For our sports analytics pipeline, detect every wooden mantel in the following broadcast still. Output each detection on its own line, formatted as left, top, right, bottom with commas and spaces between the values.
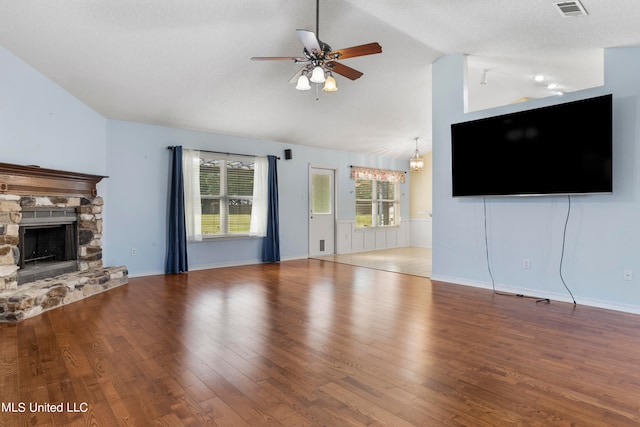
0, 163, 107, 197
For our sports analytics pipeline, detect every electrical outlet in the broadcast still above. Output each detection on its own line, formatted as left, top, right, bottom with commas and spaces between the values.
131, 248, 137, 256
523, 258, 531, 269
624, 269, 632, 281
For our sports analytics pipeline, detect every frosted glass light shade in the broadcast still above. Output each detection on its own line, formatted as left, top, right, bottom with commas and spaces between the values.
296, 74, 311, 90
310, 66, 326, 83
323, 75, 337, 92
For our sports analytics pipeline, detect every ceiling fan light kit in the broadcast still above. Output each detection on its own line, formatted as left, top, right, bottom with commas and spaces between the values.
296, 74, 311, 90
251, 0, 382, 95
310, 65, 326, 83
323, 74, 337, 92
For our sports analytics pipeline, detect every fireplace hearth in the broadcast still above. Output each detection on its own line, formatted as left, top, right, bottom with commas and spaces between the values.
0, 162, 128, 322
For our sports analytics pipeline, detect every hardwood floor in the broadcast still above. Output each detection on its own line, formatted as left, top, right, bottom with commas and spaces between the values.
2, 259, 640, 426
313, 247, 432, 277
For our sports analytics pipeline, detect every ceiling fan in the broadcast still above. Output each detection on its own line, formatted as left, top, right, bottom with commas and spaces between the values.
250, 0, 382, 92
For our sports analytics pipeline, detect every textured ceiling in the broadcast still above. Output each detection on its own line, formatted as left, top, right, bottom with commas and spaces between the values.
1, 0, 639, 158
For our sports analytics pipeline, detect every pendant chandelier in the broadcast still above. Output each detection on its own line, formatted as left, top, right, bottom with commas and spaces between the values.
409, 137, 424, 172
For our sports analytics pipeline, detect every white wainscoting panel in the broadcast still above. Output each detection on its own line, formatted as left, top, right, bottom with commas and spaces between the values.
407, 217, 432, 248
336, 221, 410, 254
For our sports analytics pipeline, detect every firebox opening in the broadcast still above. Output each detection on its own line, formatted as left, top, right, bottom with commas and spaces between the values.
17, 208, 80, 284
21, 224, 76, 266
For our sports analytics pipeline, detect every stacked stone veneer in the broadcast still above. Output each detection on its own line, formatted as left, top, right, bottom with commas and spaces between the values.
0, 194, 128, 322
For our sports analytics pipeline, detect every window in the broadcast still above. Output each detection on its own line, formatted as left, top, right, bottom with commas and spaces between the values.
355, 179, 400, 227
352, 166, 404, 228
184, 150, 268, 240
200, 156, 255, 235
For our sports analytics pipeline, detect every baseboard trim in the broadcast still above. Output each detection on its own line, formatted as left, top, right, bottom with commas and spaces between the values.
429, 274, 640, 315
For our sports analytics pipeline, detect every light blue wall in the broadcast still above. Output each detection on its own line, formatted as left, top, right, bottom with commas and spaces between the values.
431, 48, 640, 314
1, 46, 408, 278
0, 46, 107, 174
105, 120, 409, 276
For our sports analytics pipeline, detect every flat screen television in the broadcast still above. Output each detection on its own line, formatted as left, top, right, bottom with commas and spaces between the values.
451, 94, 613, 197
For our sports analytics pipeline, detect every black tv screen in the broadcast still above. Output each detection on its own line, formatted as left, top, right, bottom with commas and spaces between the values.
451, 94, 613, 197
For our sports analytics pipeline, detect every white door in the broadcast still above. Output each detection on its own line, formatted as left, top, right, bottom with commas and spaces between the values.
309, 166, 336, 257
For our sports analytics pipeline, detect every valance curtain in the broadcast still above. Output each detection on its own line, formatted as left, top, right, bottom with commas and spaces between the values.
166, 146, 189, 274
350, 166, 406, 183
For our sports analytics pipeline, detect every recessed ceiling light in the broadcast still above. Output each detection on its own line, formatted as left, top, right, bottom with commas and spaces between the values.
547, 83, 559, 90
534, 75, 545, 82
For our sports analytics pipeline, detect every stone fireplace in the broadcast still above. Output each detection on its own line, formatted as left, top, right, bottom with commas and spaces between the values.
0, 162, 128, 322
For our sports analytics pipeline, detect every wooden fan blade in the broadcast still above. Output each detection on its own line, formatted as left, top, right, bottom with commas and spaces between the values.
296, 29, 322, 54
251, 56, 305, 61
327, 62, 363, 81
328, 42, 382, 60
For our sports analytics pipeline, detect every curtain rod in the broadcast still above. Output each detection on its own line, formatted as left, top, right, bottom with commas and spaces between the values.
167, 146, 280, 160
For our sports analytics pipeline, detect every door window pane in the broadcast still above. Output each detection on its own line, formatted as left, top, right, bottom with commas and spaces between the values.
312, 174, 331, 214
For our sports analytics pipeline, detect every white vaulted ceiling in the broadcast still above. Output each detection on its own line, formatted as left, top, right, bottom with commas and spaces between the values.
1, 0, 639, 158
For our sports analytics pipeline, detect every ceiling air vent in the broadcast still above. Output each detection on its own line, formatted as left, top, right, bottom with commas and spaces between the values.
553, 1, 588, 17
